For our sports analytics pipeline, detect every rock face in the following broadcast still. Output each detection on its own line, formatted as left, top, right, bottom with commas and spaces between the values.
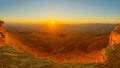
109, 23, 120, 45
0, 20, 7, 45
0, 20, 31, 53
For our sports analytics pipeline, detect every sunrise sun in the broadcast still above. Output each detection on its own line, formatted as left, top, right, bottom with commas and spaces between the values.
51, 20, 55, 24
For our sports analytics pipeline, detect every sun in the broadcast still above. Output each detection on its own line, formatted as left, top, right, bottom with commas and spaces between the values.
51, 20, 55, 24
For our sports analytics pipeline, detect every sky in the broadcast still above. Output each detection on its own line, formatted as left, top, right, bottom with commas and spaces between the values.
0, 0, 120, 24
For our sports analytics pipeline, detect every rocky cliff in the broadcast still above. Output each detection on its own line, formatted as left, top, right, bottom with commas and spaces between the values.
109, 23, 120, 45
0, 21, 32, 53
0, 21, 7, 45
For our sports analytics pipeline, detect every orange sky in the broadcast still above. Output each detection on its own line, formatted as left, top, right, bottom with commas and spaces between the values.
0, 0, 120, 24
4, 18, 120, 24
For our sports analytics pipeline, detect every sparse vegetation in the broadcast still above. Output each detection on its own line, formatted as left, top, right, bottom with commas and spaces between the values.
0, 43, 120, 68
114, 29, 120, 34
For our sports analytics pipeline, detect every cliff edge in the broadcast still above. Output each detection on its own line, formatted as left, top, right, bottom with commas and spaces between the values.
0, 20, 32, 53
109, 23, 120, 45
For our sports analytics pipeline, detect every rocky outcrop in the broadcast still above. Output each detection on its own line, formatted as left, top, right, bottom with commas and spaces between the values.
0, 20, 7, 45
0, 46, 54, 68
0, 20, 32, 53
109, 23, 120, 45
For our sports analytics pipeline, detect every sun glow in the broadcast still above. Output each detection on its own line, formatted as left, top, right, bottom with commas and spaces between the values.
47, 20, 58, 34
51, 20, 55, 24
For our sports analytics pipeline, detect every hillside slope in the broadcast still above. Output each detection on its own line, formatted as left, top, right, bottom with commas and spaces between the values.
0, 46, 55, 68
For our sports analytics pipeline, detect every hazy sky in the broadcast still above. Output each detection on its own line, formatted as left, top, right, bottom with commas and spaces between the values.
0, 0, 120, 24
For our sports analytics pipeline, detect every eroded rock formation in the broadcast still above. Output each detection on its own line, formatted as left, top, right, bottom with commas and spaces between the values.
0, 20, 7, 44
109, 23, 120, 45
0, 20, 32, 53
